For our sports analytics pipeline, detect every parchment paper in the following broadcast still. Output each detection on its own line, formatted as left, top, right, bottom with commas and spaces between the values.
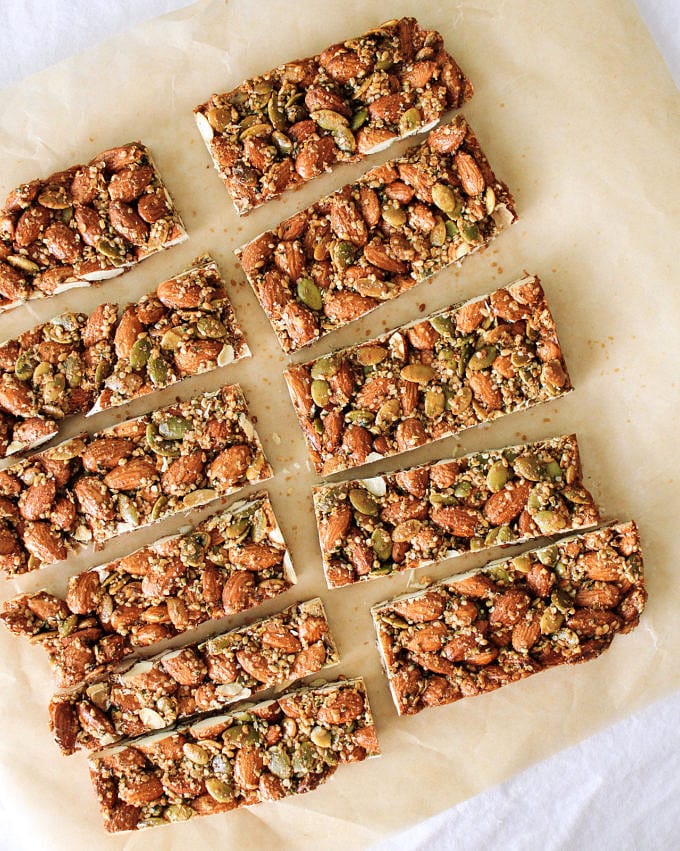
0, 1, 678, 848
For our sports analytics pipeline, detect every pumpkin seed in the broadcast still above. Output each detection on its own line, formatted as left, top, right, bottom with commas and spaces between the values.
297, 277, 322, 311
197, 317, 227, 339
272, 130, 293, 155
206, 777, 234, 802
97, 237, 126, 265
392, 519, 422, 542
511, 554, 532, 573
457, 338, 474, 377
424, 388, 445, 417
485, 186, 496, 215
459, 221, 480, 244
371, 527, 392, 561
382, 205, 407, 227
333, 125, 357, 153
311, 356, 338, 379
150, 495, 168, 520
513, 454, 545, 481
453, 480, 472, 498
267, 96, 287, 131
311, 109, 349, 131
562, 485, 590, 504
310, 726, 332, 748
146, 423, 180, 457
429, 492, 456, 505
376, 398, 401, 427
159, 415, 192, 439
331, 240, 356, 270
346, 409, 374, 426
357, 345, 388, 366
15, 351, 37, 382
182, 488, 217, 509
147, 355, 168, 386
430, 314, 455, 336
118, 494, 140, 526
42, 373, 65, 403
160, 329, 182, 350
467, 344, 497, 371
540, 607, 564, 634
375, 56, 394, 71
39, 187, 70, 209
282, 717, 297, 738
399, 107, 421, 135
180, 533, 209, 566
511, 351, 532, 367
400, 363, 434, 383
432, 183, 458, 213
448, 386, 473, 413
206, 106, 231, 132
253, 79, 274, 97
430, 219, 447, 246
239, 122, 272, 140
445, 220, 459, 239
7, 254, 40, 274
534, 510, 566, 534
64, 353, 83, 387
350, 107, 369, 130
545, 460, 563, 480
349, 488, 378, 516
58, 614, 78, 637
292, 742, 319, 773
165, 804, 193, 822
223, 518, 250, 539
486, 459, 509, 492
183, 742, 210, 765
311, 379, 330, 408
250, 509, 267, 542
129, 336, 152, 370
382, 613, 408, 629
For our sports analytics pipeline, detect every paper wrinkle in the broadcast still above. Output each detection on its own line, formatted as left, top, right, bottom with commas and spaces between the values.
0, 0, 678, 848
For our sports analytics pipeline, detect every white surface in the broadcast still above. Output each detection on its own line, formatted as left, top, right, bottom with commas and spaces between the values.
0, 1, 678, 849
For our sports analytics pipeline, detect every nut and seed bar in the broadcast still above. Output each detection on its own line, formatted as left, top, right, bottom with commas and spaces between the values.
237, 115, 516, 352
372, 522, 646, 715
314, 434, 600, 588
0, 385, 270, 578
286, 275, 570, 475
195, 17, 472, 215
0, 256, 248, 456
0, 143, 186, 313
88, 678, 379, 832
50, 598, 337, 755
0, 493, 294, 688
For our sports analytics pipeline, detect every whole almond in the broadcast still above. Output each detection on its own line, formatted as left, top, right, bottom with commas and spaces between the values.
208, 444, 251, 490
356, 127, 397, 155
161, 451, 205, 494
285, 368, 314, 417
323, 290, 378, 323
222, 570, 255, 614
74, 477, 115, 520
363, 241, 408, 274
82, 302, 117, 347
454, 151, 485, 196
319, 504, 352, 552
440, 631, 481, 662
574, 582, 622, 609
468, 372, 502, 410
81, 437, 134, 472
358, 186, 381, 227
114, 307, 143, 359
316, 688, 364, 725
402, 60, 437, 89
104, 458, 159, 490
235, 649, 272, 682
391, 591, 445, 623
234, 746, 264, 789
50, 699, 79, 754
483, 480, 531, 526
447, 574, 497, 599
119, 774, 164, 806
381, 495, 428, 525
295, 136, 337, 181
0, 261, 29, 301
228, 543, 282, 571
394, 468, 430, 498
489, 588, 531, 627
174, 340, 223, 374
108, 165, 153, 202
304, 87, 351, 116
93, 144, 144, 172
15, 206, 50, 246
43, 222, 81, 263
0, 377, 38, 417
403, 621, 449, 653
427, 121, 467, 154
567, 608, 622, 636
274, 240, 306, 281
109, 201, 148, 245
74, 206, 105, 247
67, 570, 101, 614
22, 521, 67, 563
19, 478, 56, 521
298, 615, 328, 645
511, 619, 541, 652
137, 190, 169, 223
368, 92, 413, 124
291, 641, 327, 677
330, 199, 368, 247
578, 552, 621, 582
239, 233, 274, 276
161, 648, 206, 686
77, 700, 115, 739
156, 277, 203, 309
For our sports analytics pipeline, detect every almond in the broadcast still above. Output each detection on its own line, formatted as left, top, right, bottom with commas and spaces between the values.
579, 551, 621, 582
208, 444, 250, 490
228, 543, 282, 571
81, 437, 134, 472
291, 641, 327, 677
74, 206, 104, 247
363, 241, 408, 274
454, 151, 485, 196
429, 461, 459, 490
323, 290, 378, 323
93, 144, 144, 172
234, 746, 264, 789
82, 302, 117, 347
428, 120, 467, 154
294, 136, 337, 181
355, 376, 391, 411
260, 621, 302, 653
222, 570, 255, 614
274, 240, 306, 281
161, 649, 206, 686
77, 700, 115, 739
22, 521, 66, 563
440, 631, 481, 662
43, 222, 81, 263
277, 210, 308, 241
398, 162, 435, 204
341, 424, 373, 464
391, 591, 445, 623
173, 340, 222, 373
368, 92, 413, 124
402, 60, 438, 89
285, 367, 314, 416
109, 201, 148, 245
490, 588, 531, 626
430, 505, 478, 537
330, 198, 368, 247
108, 165, 153, 202
282, 301, 318, 348
257, 269, 291, 320
67, 571, 101, 614
239, 232, 274, 276
468, 372, 502, 410
0, 377, 38, 417
50, 699, 79, 754
74, 477, 115, 520
206, 652, 237, 684
304, 86, 351, 116
50, 496, 77, 531
357, 186, 381, 227
447, 574, 497, 599
483, 480, 531, 526
526, 564, 554, 598
299, 615, 328, 645
395, 418, 427, 452
574, 582, 621, 609
321, 46, 371, 83
403, 621, 449, 653
567, 608, 622, 637
319, 504, 352, 552
157, 277, 203, 309
15, 205, 50, 246
316, 688, 364, 725
511, 619, 541, 652
235, 648, 272, 682
104, 458, 159, 490
410, 651, 457, 676
394, 467, 430, 498
119, 774, 164, 806
381, 495, 428, 525
114, 307, 143, 359
19, 478, 56, 521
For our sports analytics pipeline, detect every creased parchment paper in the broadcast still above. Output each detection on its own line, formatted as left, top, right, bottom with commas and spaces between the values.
0, 0, 678, 848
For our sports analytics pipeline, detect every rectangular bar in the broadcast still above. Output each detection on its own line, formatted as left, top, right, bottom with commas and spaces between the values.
286, 275, 569, 475
88, 677, 379, 832
372, 522, 646, 715
237, 115, 516, 352
0, 255, 248, 456
0, 493, 294, 688
50, 598, 337, 755
0, 385, 271, 578
195, 17, 472, 215
314, 434, 600, 588
0, 142, 186, 313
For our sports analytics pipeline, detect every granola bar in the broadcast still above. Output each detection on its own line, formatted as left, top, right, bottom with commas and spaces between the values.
0, 385, 270, 578
286, 275, 570, 475
49, 598, 336, 755
0, 256, 248, 456
88, 678, 379, 832
314, 435, 600, 588
195, 17, 472, 215
237, 115, 516, 352
0, 493, 294, 688
372, 522, 646, 715
0, 143, 186, 312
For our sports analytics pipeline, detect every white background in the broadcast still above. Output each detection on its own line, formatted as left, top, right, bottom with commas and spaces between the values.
0, 2, 678, 849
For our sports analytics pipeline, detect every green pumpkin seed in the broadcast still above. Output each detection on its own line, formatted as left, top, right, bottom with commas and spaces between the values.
311, 379, 330, 408
375, 398, 400, 428
400, 363, 434, 383
453, 480, 472, 498
540, 607, 564, 634
331, 240, 356, 270
15, 351, 37, 382
381, 613, 408, 629
350, 107, 368, 130
7, 254, 40, 274
160, 329, 182, 350
346, 409, 374, 426
456, 339, 474, 377
485, 186, 496, 215
392, 519, 422, 542
150, 495, 168, 520
165, 804, 193, 823
267, 745, 292, 778
333, 125, 357, 153
267, 96, 287, 131
486, 459, 509, 492
272, 130, 293, 155
430, 219, 447, 246
239, 122, 272, 140
310, 725, 332, 748
513, 454, 546, 482
118, 494, 140, 526
551, 589, 574, 614
32, 362, 52, 384
511, 351, 532, 367
371, 528, 392, 561
292, 741, 319, 773
357, 345, 388, 366
312, 109, 349, 131
58, 614, 78, 637
183, 742, 210, 764
158, 415, 192, 440
42, 374, 65, 403
250, 509, 267, 542
311, 356, 338, 379
223, 518, 250, 539
545, 460, 563, 480
38, 187, 70, 209
180, 534, 208, 567
467, 344, 497, 371
197, 317, 227, 339
147, 355, 168, 386
534, 510, 566, 534
562, 485, 590, 504
349, 488, 379, 516
64, 353, 83, 387
97, 237, 126, 265
445, 220, 459, 239
459, 221, 480, 244
182, 488, 217, 509
146, 423, 180, 457
448, 386, 473, 413
399, 107, 421, 135
382, 205, 407, 227
375, 56, 394, 71
429, 316, 454, 340
129, 336, 152, 370
206, 777, 234, 802
297, 277, 322, 311
424, 388, 445, 418
432, 183, 458, 214
511, 554, 532, 573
